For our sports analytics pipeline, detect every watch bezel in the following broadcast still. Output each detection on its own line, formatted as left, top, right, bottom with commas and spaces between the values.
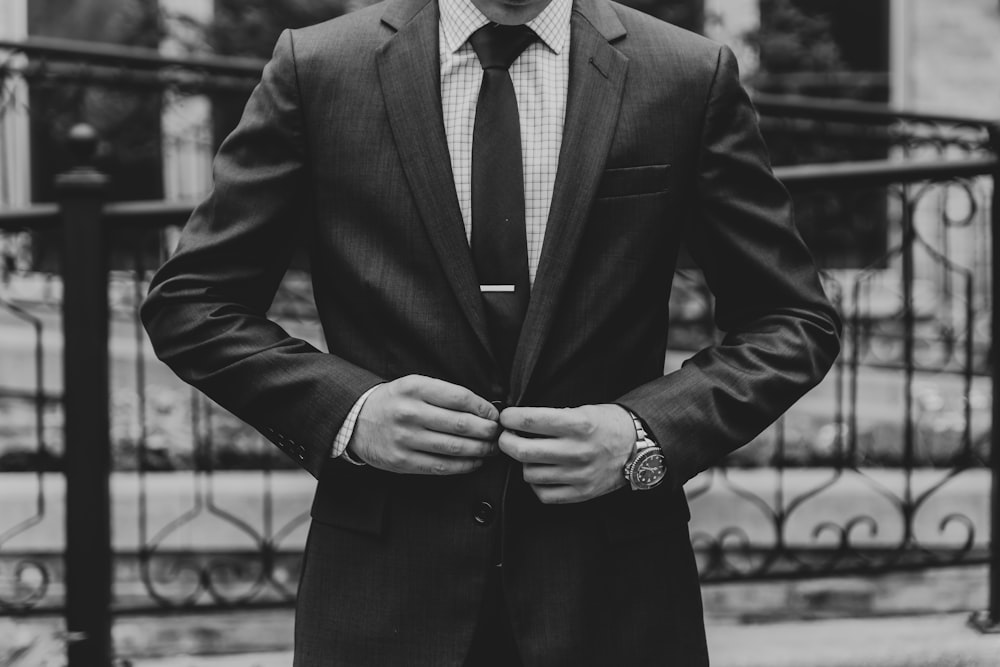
627, 445, 666, 491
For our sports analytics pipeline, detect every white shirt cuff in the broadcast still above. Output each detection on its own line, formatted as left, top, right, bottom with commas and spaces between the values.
331, 385, 380, 465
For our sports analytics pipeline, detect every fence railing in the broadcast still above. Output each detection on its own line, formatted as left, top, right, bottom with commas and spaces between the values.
0, 121, 997, 663
1, 35, 999, 665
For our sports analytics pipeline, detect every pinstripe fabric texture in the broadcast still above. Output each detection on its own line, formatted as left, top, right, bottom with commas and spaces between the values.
332, 0, 571, 459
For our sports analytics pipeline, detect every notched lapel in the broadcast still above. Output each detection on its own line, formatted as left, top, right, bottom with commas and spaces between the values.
376, 0, 494, 361
511, 3, 629, 401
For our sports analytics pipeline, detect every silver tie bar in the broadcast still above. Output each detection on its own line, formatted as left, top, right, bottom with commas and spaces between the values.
479, 284, 516, 293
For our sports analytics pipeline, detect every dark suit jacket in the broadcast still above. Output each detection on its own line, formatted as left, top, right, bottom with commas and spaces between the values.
141, 0, 841, 663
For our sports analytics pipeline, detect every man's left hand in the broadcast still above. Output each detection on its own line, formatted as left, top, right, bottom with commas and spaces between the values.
498, 404, 635, 504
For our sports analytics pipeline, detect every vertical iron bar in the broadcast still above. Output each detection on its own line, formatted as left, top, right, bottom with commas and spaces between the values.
848, 280, 861, 464
989, 124, 1000, 627
59, 124, 113, 666
972, 122, 1000, 633
900, 192, 916, 553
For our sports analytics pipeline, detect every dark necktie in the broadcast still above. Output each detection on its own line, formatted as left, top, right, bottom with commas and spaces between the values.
469, 23, 537, 374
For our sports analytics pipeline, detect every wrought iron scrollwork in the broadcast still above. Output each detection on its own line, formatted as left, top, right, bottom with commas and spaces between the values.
0, 52, 995, 617
685, 145, 992, 582
0, 299, 55, 612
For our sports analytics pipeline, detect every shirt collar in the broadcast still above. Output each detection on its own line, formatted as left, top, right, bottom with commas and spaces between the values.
439, 0, 572, 56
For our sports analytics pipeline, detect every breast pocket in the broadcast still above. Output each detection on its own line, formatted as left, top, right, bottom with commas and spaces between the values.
596, 164, 671, 199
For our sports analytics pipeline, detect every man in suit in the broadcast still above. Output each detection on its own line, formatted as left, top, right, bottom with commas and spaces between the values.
141, 0, 841, 662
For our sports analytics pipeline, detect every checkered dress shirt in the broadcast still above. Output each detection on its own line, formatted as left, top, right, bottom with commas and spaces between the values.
332, 0, 572, 460
440, 0, 571, 285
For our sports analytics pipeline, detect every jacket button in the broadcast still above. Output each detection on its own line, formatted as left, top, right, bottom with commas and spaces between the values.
473, 501, 495, 526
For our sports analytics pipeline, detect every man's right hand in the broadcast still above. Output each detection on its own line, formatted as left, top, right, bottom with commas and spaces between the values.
347, 375, 501, 475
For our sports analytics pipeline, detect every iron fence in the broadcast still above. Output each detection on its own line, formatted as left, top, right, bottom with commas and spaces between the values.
0, 35, 998, 665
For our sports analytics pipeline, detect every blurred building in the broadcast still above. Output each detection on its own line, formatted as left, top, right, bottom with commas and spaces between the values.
1, 0, 998, 230
0, 0, 31, 210
5, 0, 1000, 208
708, 0, 1000, 117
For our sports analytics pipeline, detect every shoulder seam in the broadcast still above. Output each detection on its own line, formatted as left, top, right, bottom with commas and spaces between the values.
695, 44, 726, 174
284, 29, 314, 195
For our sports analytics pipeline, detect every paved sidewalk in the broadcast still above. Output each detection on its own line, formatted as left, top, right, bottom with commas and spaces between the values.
129, 613, 1000, 667
705, 613, 1000, 667
131, 653, 290, 667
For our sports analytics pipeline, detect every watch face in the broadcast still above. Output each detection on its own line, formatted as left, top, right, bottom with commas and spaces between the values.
631, 449, 666, 490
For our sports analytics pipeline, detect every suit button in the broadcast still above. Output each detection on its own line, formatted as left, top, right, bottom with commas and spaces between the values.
473, 501, 495, 526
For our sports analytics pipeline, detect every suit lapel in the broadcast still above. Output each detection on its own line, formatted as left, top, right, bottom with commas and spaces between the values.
376, 0, 495, 361
511, 0, 628, 401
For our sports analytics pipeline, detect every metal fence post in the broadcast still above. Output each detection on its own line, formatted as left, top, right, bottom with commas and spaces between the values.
990, 122, 1000, 630
972, 121, 1000, 634
58, 124, 113, 666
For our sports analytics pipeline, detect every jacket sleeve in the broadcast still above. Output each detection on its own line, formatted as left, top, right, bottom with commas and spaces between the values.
616, 45, 841, 490
140, 30, 383, 478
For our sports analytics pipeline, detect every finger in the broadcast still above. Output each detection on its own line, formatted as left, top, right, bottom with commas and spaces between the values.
408, 431, 499, 459
399, 375, 499, 421
522, 463, 583, 486
500, 407, 590, 438
416, 404, 502, 441
530, 484, 584, 505
498, 431, 584, 465
399, 452, 487, 475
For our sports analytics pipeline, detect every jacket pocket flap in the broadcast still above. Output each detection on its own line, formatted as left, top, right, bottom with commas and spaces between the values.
596, 164, 671, 199
599, 484, 690, 543
310, 457, 388, 537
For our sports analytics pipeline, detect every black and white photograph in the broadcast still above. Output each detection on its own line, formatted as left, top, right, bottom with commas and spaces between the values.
1, 0, 999, 665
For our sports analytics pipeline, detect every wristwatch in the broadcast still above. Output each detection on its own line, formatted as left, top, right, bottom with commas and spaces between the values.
623, 411, 667, 491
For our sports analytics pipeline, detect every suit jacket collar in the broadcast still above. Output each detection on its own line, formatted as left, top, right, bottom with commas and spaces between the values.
510, 0, 628, 402
570, 0, 627, 41
381, 0, 626, 39
377, 0, 629, 398
377, 0, 498, 361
